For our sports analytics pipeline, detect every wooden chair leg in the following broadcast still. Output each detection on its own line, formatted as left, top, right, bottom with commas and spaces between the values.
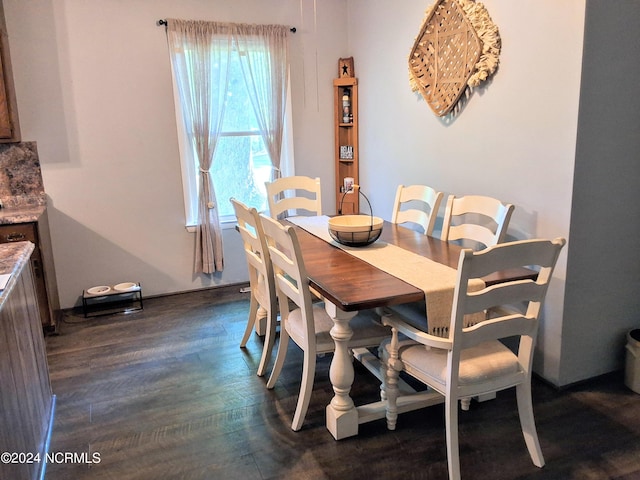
266, 329, 289, 389
445, 395, 461, 480
240, 294, 259, 348
383, 329, 402, 431
516, 381, 545, 467
256, 307, 278, 377
378, 343, 387, 401
291, 349, 317, 431
384, 365, 401, 431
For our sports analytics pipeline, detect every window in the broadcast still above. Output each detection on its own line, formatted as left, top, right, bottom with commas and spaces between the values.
170, 28, 293, 228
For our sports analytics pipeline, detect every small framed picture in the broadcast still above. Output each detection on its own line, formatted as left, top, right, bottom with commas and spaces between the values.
340, 145, 353, 159
343, 177, 354, 193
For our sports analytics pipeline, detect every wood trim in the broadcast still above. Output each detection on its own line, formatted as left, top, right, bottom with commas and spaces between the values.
0, 3, 20, 142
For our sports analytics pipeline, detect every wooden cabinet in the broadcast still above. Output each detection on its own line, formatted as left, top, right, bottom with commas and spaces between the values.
0, 211, 60, 330
0, 244, 55, 480
334, 76, 359, 214
0, 2, 20, 142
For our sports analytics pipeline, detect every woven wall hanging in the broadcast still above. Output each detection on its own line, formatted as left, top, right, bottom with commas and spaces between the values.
409, 0, 501, 117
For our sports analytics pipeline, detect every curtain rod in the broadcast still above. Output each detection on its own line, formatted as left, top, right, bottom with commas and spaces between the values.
156, 19, 296, 32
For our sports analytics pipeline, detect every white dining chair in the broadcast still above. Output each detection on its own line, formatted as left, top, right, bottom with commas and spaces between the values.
386, 193, 512, 360
391, 184, 444, 236
380, 237, 566, 480
265, 175, 322, 219
260, 213, 389, 431
441, 194, 514, 250
426, 194, 515, 409
231, 198, 278, 377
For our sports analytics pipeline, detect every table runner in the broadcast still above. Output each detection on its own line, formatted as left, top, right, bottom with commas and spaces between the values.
288, 216, 484, 335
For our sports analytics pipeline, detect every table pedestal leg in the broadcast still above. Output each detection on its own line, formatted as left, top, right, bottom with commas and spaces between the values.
254, 305, 267, 336
324, 301, 359, 440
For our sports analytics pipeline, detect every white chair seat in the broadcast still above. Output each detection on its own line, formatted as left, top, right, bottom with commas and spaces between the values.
382, 338, 519, 388
384, 301, 428, 331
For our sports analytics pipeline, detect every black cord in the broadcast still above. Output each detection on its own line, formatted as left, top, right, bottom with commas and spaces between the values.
337, 189, 349, 215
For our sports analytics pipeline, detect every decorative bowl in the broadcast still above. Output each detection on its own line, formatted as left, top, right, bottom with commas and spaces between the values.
113, 282, 138, 292
328, 215, 384, 247
87, 285, 111, 295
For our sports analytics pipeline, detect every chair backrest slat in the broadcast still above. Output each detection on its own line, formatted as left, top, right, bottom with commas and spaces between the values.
265, 176, 322, 219
442, 194, 514, 249
391, 184, 443, 236
459, 315, 538, 349
450, 238, 565, 354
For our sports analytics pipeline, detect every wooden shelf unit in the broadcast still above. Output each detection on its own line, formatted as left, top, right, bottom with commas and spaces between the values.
334, 77, 359, 214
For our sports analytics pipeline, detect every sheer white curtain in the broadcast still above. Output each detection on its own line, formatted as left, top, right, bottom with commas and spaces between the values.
234, 24, 289, 177
166, 19, 291, 273
167, 19, 231, 273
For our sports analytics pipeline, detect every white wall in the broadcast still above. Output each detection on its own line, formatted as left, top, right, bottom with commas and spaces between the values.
11, 0, 635, 387
562, 0, 640, 386
4, 0, 347, 308
346, 0, 585, 385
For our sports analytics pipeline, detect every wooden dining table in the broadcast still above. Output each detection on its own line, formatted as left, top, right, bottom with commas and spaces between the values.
284, 218, 535, 440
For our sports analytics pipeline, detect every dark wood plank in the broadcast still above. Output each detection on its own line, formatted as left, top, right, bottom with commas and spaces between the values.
43, 289, 640, 480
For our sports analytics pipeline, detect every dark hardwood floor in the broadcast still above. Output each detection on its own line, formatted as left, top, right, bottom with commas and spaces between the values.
44, 288, 640, 479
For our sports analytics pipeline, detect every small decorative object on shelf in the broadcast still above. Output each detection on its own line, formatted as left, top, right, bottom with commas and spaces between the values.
340, 145, 353, 160
339, 56, 355, 78
342, 89, 351, 123
343, 177, 354, 193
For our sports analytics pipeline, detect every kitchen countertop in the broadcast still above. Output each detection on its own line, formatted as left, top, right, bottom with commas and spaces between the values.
0, 241, 35, 311
0, 141, 48, 224
0, 204, 46, 224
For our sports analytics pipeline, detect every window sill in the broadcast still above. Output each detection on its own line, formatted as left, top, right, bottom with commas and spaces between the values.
185, 220, 237, 233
